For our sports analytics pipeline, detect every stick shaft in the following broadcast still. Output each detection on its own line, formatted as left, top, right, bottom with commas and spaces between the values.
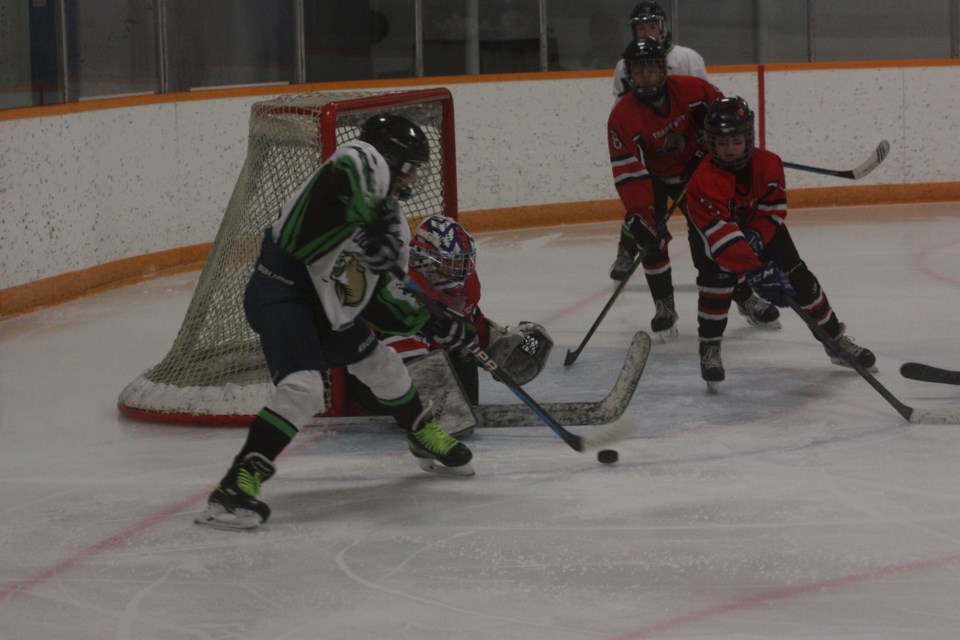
783, 294, 913, 421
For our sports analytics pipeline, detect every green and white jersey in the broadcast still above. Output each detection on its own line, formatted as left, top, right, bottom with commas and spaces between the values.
268, 140, 416, 329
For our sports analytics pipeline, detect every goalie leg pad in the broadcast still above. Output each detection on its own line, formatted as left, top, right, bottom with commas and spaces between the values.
485, 321, 554, 385
347, 341, 413, 401
267, 370, 327, 428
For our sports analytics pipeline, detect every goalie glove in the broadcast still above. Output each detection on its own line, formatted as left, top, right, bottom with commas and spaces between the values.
423, 311, 478, 356
485, 320, 554, 386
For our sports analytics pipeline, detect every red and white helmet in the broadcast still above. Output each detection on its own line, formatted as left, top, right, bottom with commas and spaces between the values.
410, 215, 477, 290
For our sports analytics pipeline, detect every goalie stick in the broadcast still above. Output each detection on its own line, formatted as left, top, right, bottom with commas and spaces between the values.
395, 268, 639, 452
783, 294, 959, 424
564, 189, 686, 366
479, 330, 650, 427
900, 362, 960, 386
783, 140, 890, 180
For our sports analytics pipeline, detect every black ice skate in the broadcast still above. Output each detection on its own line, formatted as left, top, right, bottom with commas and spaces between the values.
609, 244, 636, 281
737, 291, 782, 330
824, 323, 877, 372
407, 403, 475, 476
195, 452, 276, 531
699, 338, 725, 394
651, 295, 679, 342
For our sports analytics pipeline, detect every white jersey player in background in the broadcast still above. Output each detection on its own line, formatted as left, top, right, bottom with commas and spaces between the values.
612, 1, 708, 100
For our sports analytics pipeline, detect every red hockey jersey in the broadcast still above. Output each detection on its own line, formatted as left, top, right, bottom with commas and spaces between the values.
608, 76, 721, 228
381, 268, 490, 360
685, 147, 789, 274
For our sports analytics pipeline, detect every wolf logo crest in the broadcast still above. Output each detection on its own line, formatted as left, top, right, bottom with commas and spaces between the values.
331, 251, 370, 306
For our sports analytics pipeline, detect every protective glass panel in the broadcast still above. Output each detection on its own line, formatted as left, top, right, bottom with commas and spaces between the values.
164, 0, 297, 91
814, 0, 951, 61
65, 0, 159, 100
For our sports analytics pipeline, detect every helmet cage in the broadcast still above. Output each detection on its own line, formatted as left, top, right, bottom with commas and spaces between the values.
628, 1, 667, 42
410, 215, 477, 289
623, 37, 667, 100
705, 97, 755, 171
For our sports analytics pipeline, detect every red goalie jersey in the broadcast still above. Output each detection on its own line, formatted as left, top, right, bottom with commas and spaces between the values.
608, 75, 722, 229
685, 147, 789, 274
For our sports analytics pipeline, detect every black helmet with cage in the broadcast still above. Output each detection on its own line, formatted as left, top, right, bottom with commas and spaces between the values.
358, 113, 430, 200
704, 97, 755, 171
622, 37, 668, 100
628, 1, 667, 42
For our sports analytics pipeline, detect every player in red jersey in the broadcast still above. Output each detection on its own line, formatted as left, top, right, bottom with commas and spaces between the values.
684, 97, 876, 392
608, 37, 780, 342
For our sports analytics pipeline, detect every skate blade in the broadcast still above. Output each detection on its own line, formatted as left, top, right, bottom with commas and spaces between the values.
745, 318, 782, 330
194, 505, 264, 531
706, 380, 721, 394
417, 458, 476, 476
655, 326, 679, 343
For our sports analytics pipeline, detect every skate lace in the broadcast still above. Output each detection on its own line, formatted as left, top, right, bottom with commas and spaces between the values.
414, 420, 459, 455
654, 298, 676, 320
836, 335, 865, 357
742, 292, 769, 314
701, 344, 722, 367
236, 468, 263, 498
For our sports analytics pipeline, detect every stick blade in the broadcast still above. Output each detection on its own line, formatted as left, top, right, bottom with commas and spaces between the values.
851, 139, 890, 179
563, 349, 579, 366
578, 414, 640, 451
909, 407, 960, 425
900, 362, 960, 385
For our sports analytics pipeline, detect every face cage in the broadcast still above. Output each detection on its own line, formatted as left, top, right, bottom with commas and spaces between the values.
707, 131, 754, 171
393, 159, 432, 201
415, 250, 476, 286
626, 58, 667, 99
631, 16, 666, 42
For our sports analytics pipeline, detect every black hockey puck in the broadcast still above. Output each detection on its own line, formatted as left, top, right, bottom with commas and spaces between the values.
597, 449, 618, 464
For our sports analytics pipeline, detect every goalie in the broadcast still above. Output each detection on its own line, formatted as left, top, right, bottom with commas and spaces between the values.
347, 215, 553, 416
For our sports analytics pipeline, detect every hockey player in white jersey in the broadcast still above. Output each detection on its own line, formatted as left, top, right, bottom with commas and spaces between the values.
196, 114, 477, 531
611, 1, 709, 101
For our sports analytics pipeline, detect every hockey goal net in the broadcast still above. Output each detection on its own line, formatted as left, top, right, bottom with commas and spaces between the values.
118, 88, 458, 426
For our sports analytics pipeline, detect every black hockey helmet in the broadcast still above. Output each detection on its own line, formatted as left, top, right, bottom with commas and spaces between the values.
359, 113, 430, 199
622, 37, 667, 100
629, 1, 667, 40
704, 97, 755, 171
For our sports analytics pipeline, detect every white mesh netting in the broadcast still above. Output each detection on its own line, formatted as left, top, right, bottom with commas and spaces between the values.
118, 89, 456, 424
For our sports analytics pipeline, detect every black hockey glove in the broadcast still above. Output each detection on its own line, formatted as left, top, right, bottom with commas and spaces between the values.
358, 206, 404, 274
625, 215, 664, 254
745, 261, 795, 308
423, 311, 479, 356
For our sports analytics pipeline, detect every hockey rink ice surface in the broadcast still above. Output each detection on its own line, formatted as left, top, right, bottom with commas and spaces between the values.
2, 203, 960, 640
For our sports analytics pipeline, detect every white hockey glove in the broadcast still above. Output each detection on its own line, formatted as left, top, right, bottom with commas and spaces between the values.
485, 320, 554, 385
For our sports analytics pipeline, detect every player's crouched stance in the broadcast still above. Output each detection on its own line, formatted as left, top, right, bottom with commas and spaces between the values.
196, 114, 473, 531
685, 97, 876, 393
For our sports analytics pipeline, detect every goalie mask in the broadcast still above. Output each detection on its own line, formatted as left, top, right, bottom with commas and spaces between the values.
359, 113, 430, 200
486, 321, 554, 386
410, 215, 477, 291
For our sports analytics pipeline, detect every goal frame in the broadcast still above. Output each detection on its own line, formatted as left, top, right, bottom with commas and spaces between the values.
117, 88, 458, 426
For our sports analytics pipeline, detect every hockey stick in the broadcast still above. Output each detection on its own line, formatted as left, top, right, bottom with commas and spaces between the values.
900, 362, 960, 386
478, 330, 651, 427
783, 294, 958, 424
564, 189, 686, 366
395, 269, 639, 452
783, 140, 890, 180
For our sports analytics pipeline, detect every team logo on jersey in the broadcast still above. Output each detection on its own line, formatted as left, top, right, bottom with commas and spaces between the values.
659, 128, 686, 157
728, 198, 758, 224
331, 251, 369, 307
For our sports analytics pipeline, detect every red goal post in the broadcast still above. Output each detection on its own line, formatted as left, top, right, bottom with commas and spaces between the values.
118, 88, 458, 426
